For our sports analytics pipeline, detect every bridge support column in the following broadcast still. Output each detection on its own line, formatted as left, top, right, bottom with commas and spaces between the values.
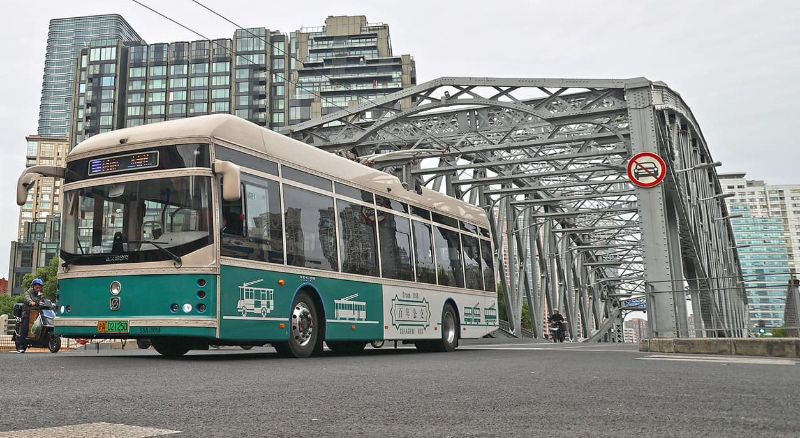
626, 81, 683, 338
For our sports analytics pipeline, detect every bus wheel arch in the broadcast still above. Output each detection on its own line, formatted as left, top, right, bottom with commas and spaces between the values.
440, 299, 460, 351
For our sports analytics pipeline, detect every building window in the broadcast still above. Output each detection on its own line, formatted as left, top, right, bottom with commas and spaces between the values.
169, 90, 187, 101
190, 76, 208, 88
212, 75, 230, 86
212, 89, 229, 100
212, 62, 230, 73
128, 67, 147, 78
169, 78, 187, 88
147, 105, 165, 116
149, 65, 167, 76
213, 101, 229, 113
148, 92, 166, 103
191, 63, 209, 75
169, 64, 188, 75
190, 90, 208, 101
150, 79, 167, 89
168, 103, 186, 114
189, 102, 207, 114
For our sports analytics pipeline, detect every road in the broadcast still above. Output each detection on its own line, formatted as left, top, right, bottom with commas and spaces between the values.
0, 340, 797, 437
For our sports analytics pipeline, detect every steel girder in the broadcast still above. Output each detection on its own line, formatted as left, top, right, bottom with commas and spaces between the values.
282, 76, 746, 340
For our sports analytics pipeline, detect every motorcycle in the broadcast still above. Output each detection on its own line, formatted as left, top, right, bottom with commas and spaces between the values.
12, 299, 62, 353
551, 320, 566, 343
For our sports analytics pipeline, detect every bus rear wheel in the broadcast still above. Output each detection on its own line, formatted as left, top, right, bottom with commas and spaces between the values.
418, 303, 459, 353
152, 339, 190, 358
286, 290, 323, 358
326, 341, 366, 355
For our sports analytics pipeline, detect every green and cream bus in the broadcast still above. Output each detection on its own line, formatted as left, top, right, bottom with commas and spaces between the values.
17, 114, 498, 358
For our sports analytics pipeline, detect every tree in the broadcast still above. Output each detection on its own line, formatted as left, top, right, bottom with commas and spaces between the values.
0, 295, 23, 317
21, 256, 59, 300
496, 283, 532, 329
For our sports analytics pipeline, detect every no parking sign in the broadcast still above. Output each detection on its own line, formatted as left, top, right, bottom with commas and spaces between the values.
627, 152, 666, 188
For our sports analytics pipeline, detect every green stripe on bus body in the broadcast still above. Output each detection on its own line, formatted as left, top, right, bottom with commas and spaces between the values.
58, 274, 217, 319
219, 265, 384, 342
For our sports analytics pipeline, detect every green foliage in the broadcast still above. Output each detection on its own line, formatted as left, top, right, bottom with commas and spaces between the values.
497, 283, 508, 322
496, 282, 532, 329
771, 327, 786, 337
21, 257, 60, 300
0, 295, 23, 317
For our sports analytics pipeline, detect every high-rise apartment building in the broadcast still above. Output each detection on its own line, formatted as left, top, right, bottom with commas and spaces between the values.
38, 14, 143, 138
289, 16, 416, 124
720, 173, 796, 328
18, 136, 68, 239
10, 15, 143, 295
69, 17, 415, 148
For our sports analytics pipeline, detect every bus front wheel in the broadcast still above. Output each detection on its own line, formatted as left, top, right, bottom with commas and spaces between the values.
152, 339, 190, 358
286, 290, 323, 358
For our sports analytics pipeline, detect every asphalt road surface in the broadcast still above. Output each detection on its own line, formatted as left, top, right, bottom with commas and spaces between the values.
1, 340, 797, 437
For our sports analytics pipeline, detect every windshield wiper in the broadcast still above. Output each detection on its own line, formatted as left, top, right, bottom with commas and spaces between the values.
127, 240, 183, 267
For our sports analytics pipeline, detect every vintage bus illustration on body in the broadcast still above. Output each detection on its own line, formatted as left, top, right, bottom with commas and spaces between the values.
464, 303, 483, 325
236, 279, 274, 318
334, 294, 367, 321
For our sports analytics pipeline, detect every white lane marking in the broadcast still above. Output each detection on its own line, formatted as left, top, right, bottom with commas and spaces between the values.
637, 354, 797, 366
460, 346, 639, 353
0, 422, 180, 437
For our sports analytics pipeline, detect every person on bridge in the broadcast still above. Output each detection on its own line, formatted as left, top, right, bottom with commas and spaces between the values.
15, 278, 44, 353
549, 309, 565, 326
548, 309, 566, 342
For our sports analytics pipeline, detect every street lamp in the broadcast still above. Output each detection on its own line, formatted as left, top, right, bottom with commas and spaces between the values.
675, 161, 722, 174
700, 192, 735, 202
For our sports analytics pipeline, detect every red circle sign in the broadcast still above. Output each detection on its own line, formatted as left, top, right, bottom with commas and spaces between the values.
627, 152, 666, 188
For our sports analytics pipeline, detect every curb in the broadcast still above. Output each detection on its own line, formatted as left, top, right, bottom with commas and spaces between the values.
639, 338, 800, 358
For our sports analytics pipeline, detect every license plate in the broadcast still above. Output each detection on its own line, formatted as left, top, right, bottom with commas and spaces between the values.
97, 321, 129, 334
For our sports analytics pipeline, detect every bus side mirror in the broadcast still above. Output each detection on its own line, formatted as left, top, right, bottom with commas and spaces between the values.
213, 160, 241, 201
17, 165, 66, 206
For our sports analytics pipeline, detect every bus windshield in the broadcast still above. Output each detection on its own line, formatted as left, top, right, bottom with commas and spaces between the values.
61, 175, 212, 265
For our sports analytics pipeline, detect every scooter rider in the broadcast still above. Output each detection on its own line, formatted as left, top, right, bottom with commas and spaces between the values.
16, 278, 44, 353
548, 308, 565, 340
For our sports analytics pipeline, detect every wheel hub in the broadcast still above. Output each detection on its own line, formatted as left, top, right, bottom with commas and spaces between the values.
292, 302, 314, 347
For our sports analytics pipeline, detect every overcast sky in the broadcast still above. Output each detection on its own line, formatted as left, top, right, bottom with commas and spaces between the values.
0, 0, 798, 274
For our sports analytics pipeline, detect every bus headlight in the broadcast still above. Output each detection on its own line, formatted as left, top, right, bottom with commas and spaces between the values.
60, 305, 65, 314
109, 281, 122, 295
182, 303, 192, 313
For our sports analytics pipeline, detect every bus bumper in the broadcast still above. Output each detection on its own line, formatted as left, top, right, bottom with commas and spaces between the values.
54, 317, 217, 338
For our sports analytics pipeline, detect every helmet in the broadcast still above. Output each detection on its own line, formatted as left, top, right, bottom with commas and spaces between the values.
31, 278, 44, 287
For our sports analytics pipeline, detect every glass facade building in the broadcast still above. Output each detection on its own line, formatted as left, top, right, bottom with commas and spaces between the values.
70, 16, 416, 147
728, 204, 790, 327
38, 14, 143, 138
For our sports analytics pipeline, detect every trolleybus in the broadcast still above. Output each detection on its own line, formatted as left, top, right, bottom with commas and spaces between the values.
17, 114, 498, 357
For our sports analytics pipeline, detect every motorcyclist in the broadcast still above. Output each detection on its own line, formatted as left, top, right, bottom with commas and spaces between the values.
548, 309, 565, 340
549, 309, 565, 325
15, 278, 44, 353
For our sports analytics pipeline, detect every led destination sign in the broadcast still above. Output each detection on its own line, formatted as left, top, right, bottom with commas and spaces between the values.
88, 151, 160, 176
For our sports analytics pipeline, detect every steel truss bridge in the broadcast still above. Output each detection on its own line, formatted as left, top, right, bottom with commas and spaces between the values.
283, 77, 748, 341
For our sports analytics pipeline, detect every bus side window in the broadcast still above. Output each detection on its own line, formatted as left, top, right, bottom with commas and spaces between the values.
221, 200, 244, 236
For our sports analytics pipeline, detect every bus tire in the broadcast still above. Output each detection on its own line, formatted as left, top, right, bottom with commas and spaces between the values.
272, 342, 292, 357
326, 341, 366, 355
433, 302, 459, 352
287, 290, 323, 358
152, 339, 190, 358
